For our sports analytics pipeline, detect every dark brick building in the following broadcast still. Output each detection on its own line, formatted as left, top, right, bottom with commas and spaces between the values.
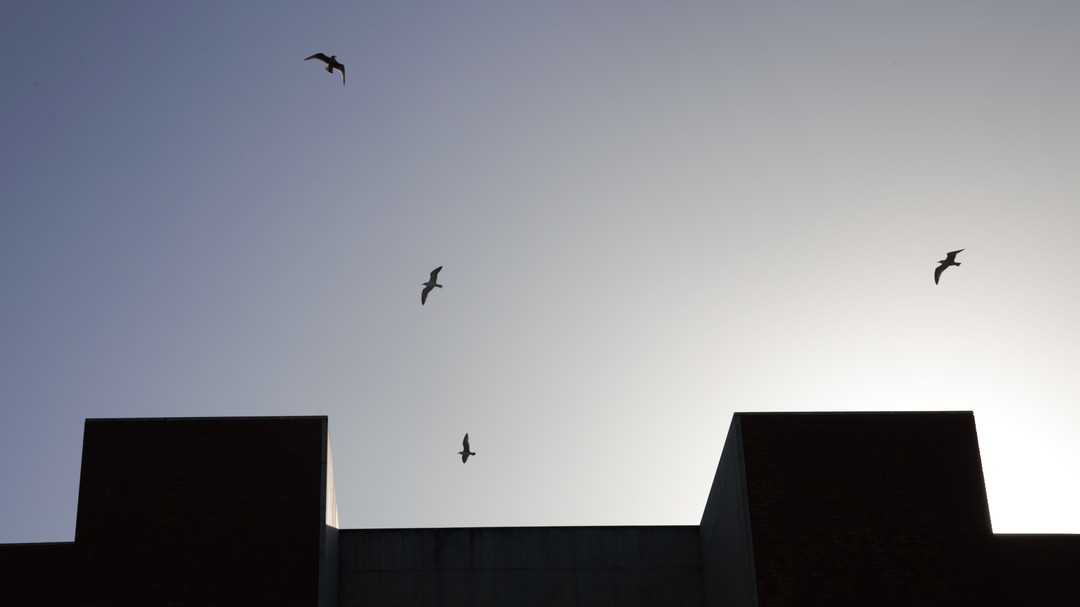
2, 412, 1077, 606
1, 416, 338, 605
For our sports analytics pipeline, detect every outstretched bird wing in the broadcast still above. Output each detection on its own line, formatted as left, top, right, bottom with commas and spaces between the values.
421, 285, 434, 305
430, 266, 443, 282
460, 433, 471, 463
305, 53, 332, 64
934, 263, 947, 285
944, 249, 964, 263
338, 64, 345, 85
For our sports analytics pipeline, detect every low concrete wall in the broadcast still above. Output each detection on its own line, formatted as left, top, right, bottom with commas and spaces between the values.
994, 534, 1080, 606
338, 526, 704, 606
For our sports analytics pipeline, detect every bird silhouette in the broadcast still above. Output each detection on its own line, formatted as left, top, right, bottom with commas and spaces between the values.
421, 266, 443, 305
935, 249, 964, 284
304, 53, 345, 85
458, 433, 476, 463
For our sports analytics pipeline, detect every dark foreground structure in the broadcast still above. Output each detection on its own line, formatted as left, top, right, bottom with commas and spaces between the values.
2, 412, 1078, 606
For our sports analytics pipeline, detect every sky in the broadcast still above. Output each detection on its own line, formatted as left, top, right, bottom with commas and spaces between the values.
2, 1, 1079, 543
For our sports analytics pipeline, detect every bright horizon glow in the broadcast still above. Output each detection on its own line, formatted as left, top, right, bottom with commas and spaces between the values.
2, 1, 1079, 542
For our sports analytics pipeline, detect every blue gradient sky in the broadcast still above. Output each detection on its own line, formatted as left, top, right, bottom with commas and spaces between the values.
3, 1, 1079, 542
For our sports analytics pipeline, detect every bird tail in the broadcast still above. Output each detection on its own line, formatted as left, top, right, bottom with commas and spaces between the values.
325, 65, 333, 73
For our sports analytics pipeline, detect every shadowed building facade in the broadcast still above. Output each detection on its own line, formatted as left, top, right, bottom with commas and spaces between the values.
0, 417, 338, 606
2, 412, 1078, 606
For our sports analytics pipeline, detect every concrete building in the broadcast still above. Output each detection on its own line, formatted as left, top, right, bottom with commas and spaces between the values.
2, 412, 1078, 606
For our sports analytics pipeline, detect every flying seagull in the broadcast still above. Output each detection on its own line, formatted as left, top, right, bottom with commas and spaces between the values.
458, 433, 476, 464
304, 53, 345, 85
934, 249, 964, 284
421, 266, 443, 305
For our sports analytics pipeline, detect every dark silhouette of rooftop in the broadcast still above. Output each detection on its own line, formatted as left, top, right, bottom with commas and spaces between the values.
2, 412, 1077, 606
